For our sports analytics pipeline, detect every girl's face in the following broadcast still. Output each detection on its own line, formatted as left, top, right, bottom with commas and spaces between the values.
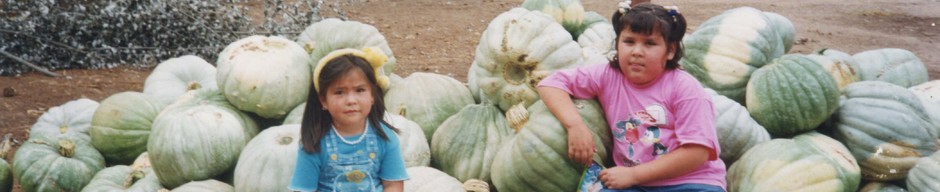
319, 68, 375, 131
616, 27, 675, 87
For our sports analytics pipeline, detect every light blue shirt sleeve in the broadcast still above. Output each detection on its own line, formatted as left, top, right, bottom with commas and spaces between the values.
289, 145, 321, 192
379, 126, 409, 181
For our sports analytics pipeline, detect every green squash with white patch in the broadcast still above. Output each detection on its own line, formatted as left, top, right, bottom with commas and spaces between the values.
681, 7, 795, 103
216, 35, 311, 119
746, 54, 840, 137
728, 132, 861, 192
805, 49, 860, 91
521, 0, 584, 39
233, 124, 299, 191
30, 98, 99, 143
831, 81, 940, 181
467, 8, 583, 111
14, 135, 106, 192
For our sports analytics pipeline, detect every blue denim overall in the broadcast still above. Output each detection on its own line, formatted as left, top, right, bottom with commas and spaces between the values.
322, 128, 382, 192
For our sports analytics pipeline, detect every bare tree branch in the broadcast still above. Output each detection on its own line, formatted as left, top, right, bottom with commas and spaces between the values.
0, 50, 63, 77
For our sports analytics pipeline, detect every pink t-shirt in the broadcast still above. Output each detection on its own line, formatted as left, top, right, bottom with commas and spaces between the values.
538, 64, 726, 190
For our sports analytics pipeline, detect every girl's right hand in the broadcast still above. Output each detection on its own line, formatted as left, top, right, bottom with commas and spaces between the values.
567, 125, 596, 166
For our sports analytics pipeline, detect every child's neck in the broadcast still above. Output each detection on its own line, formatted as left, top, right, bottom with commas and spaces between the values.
333, 121, 367, 137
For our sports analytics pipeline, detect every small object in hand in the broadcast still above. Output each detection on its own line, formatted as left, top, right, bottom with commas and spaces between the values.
3, 87, 14, 97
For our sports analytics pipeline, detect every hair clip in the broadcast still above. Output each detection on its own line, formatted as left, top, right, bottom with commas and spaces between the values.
664, 6, 679, 16
618, 0, 632, 14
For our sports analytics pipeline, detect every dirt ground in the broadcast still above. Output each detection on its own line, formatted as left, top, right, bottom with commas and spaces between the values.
1, 0, 938, 190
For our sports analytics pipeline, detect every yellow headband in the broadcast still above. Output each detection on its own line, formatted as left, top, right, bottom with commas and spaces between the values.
313, 47, 390, 92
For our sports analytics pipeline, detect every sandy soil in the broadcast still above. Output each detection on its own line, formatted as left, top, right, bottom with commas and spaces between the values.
1, 0, 938, 190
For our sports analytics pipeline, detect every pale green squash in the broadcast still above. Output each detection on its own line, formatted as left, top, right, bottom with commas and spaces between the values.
521, 0, 585, 39
170, 180, 233, 192
910, 80, 940, 106
281, 102, 306, 125
386, 113, 431, 167
14, 136, 105, 192
234, 124, 299, 192
0, 134, 13, 192
467, 8, 583, 111
832, 81, 940, 181
490, 99, 610, 192
216, 35, 311, 119
143, 55, 217, 105
746, 54, 840, 137
907, 150, 940, 192
431, 104, 514, 183
90, 91, 167, 165
706, 88, 770, 164
385, 72, 474, 143
852, 48, 928, 88
404, 167, 466, 192
681, 7, 794, 103
30, 98, 99, 143
296, 18, 397, 75
578, 11, 615, 66
81, 165, 162, 192
148, 89, 259, 188
727, 132, 861, 192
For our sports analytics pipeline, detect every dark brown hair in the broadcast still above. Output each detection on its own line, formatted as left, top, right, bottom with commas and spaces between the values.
300, 54, 395, 153
610, 3, 687, 70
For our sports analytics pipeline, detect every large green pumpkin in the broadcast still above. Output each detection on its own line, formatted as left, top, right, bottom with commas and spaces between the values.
680, 7, 794, 103
832, 81, 940, 181
467, 7, 583, 111
81, 165, 162, 192
851, 48, 928, 88
216, 35, 311, 119
403, 166, 466, 192
907, 150, 940, 192
14, 136, 105, 192
431, 103, 514, 183
30, 98, 99, 143
143, 55, 217, 105
233, 124, 299, 192
746, 54, 840, 137
727, 132, 861, 192
90, 91, 167, 165
707, 89, 770, 164
520, 0, 584, 39
296, 18, 397, 76
170, 180, 233, 192
490, 99, 610, 192
384, 72, 474, 143
148, 89, 259, 188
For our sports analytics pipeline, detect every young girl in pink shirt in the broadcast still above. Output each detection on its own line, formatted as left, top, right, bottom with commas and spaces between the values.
538, 2, 726, 191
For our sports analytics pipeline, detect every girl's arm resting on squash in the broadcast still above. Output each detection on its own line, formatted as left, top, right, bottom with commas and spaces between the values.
537, 86, 596, 166
600, 144, 711, 189
383, 180, 404, 192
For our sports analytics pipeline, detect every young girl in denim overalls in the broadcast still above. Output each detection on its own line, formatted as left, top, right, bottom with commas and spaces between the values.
289, 47, 408, 192
538, 1, 726, 192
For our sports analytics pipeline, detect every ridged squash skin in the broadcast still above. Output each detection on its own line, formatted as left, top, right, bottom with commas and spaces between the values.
746, 54, 840, 137
727, 132, 861, 192
431, 104, 514, 183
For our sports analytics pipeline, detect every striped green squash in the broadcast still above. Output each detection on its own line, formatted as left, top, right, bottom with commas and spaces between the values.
385, 72, 474, 143
90, 91, 166, 165
728, 132, 860, 192
908, 150, 940, 192
14, 136, 105, 192
707, 88, 770, 164
680, 7, 794, 103
521, 0, 585, 39
431, 103, 514, 183
746, 54, 840, 137
296, 18, 397, 76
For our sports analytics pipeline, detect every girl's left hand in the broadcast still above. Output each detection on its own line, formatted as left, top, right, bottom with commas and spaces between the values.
599, 166, 640, 189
